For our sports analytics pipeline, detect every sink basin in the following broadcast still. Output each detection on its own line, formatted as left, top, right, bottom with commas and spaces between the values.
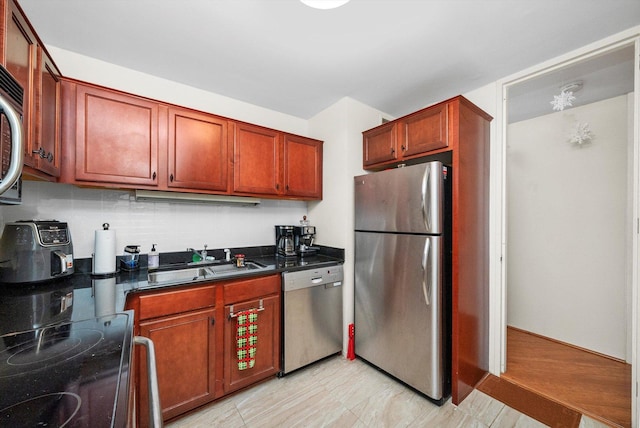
147, 261, 267, 285
148, 267, 213, 284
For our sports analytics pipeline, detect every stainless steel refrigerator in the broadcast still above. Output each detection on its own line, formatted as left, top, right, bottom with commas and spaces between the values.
354, 160, 451, 403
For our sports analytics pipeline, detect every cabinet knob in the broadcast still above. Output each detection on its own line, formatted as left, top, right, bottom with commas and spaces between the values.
401, 145, 406, 151
170, 174, 174, 182
276, 183, 279, 190
390, 148, 395, 154
46, 152, 54, 162
152, 171, 156, 180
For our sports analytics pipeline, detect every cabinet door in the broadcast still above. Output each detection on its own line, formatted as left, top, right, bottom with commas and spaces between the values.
283, 134, 322, 199
224, 294, 280, 394
400, 103, 448, 156
75, 84, 159, 186
232, 122, 281, 195
168, 107, 228, 191
363, 122, 397, 167
138, 308, 217, 424
3, 1, 36, 168
33, 49, 60, 176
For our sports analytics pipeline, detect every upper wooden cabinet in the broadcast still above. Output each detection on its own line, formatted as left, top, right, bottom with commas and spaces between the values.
232, 121, 281, 196
59, 79, 323, 200
231, 122, 323, 200
283, 133, 322, 199
168, 107, 228, 192
61, 81, 159, 186
33, 48, 61, 176
363, 121, 397, 167
0, 0, 61, 178
363, 100, 449, 169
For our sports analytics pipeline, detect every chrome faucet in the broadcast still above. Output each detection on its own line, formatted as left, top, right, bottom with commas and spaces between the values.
188, 245, 208, 262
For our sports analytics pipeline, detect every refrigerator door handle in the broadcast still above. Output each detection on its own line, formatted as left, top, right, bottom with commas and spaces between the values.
421, 238, 431, 306
420, 164, 431, 231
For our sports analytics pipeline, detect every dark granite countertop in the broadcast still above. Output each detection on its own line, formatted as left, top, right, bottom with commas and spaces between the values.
0, 244, 343, 427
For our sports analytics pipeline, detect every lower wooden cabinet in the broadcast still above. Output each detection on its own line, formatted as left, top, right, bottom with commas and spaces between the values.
126, 273, 282, 424
139, 307, 218, 422
223, 294, 280, 394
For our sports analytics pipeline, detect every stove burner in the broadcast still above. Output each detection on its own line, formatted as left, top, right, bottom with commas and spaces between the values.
0, 327, 104, 378
0, 392, 81, 427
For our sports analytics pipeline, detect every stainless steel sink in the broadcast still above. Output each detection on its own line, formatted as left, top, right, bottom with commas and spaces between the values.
147, 261, 267, 286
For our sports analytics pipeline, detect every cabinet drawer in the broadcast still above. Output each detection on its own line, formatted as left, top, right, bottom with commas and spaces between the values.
223, 274, 280, 304
138, 285, 216, 320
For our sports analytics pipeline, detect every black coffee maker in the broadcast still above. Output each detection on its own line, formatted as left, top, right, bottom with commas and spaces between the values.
275, 225, 296, 257
294, 225, 318, 257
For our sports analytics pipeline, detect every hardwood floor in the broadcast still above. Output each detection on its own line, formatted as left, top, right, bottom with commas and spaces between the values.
501, 326, 631, 428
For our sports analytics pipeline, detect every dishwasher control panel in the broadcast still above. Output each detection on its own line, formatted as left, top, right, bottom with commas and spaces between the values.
282, 264, 343, 292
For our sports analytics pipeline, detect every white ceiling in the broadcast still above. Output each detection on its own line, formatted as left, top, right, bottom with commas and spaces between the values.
18, 0, 640, 120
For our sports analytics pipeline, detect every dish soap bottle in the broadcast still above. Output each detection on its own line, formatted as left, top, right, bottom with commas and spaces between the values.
148, 244, 159, 269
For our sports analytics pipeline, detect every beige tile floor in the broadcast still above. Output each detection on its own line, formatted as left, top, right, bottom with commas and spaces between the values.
166, 356, 610, 428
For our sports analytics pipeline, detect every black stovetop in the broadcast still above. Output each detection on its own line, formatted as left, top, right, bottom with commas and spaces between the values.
0, 280, 133, 427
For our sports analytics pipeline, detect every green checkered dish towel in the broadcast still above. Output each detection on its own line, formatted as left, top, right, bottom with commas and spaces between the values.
236, 309, 258, 370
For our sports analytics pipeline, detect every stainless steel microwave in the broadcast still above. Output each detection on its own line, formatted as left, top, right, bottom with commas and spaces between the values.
0, 64, 24, 205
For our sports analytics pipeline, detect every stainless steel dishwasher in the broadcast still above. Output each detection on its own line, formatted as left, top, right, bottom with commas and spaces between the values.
281, 264, 343, 375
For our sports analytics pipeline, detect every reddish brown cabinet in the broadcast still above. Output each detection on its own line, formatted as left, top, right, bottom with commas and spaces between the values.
363, 101, 449, 168
33, 49, 61, 176
126, 273, 282, 425
63, 82, 160, 186
283, 133, 322, 199
231, 121, 323, 199
0, 0, 61, 179
129, 284, 220, 426
168, 107, 229, 192
363, 95, 492, 405
232, 121, 281, 196
222, 274, 281, 394
363, 121, 397, 167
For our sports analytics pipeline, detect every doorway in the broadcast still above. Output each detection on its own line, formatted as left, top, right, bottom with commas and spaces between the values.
503, 42, 635, 427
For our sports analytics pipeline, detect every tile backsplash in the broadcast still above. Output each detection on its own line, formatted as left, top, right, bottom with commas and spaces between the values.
1, 181, 307, 258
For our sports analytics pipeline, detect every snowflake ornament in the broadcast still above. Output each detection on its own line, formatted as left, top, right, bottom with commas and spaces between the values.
568, 122, 593, 145
550, 90, 576, 111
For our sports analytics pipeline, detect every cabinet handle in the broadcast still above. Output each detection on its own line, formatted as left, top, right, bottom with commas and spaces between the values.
401, 145, 406, 151
152, 171, 156, 180
211, 317, 215, 326
390, 148, 395, 154
228, 300, 265, 319
275, 183, 279, 190
32, 147, 46, 158
170, 173, 174, 182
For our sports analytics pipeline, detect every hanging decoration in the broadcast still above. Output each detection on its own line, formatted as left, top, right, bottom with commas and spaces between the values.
550, 90, 576, 111
550, 81, 583, 112
568, 122, 593, 146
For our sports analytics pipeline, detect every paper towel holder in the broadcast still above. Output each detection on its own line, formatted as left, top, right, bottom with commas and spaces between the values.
92, 222, 117, 277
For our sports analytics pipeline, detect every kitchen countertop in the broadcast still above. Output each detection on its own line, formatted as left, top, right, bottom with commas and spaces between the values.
0, 245, 343, 426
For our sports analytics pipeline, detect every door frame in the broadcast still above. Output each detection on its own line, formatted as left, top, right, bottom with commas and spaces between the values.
490, 27, 640, 426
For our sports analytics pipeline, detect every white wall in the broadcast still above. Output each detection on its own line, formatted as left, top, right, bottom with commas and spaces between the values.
47, 47, 309, 137
506, 95, 630, 359
307, 97, 388, 353
3, 181, 307, 258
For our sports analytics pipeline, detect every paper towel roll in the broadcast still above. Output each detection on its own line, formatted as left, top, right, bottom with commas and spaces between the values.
93, 224, 116, 274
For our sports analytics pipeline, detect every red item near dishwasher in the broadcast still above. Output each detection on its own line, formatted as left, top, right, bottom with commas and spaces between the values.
347, 323, 355, 360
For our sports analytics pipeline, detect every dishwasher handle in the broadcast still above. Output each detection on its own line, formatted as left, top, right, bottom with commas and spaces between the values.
134, 336, 163, 428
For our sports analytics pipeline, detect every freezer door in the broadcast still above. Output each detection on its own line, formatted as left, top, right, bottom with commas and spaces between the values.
354, 161, 444, 234
355, 231, 444, 400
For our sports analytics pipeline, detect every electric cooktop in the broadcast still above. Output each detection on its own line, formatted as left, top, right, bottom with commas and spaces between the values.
0, 282, 133, 427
